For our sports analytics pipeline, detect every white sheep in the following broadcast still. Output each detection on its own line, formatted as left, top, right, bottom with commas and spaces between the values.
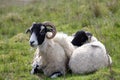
26, 21, 74, 78
69, 30, 112, 74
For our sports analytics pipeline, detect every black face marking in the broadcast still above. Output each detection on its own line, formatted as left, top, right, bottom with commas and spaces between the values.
27, 23, 55, 47
71, 30, 89, 46
30, 23, 47, 45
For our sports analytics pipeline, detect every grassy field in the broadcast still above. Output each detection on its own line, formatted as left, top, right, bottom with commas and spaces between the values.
0, 0, 120, 80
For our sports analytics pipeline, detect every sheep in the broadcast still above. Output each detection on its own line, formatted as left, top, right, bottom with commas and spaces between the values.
26, 21, 74, 78
69, 30, 112, 74
53, 32, 75, 58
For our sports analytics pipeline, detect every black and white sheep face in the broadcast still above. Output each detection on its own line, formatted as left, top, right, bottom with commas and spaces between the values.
26, 23, 47, 47
26, 22, 57, 47
71, 30, 92, 46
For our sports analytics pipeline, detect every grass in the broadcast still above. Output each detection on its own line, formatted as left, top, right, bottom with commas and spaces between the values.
0, 0, 120, 80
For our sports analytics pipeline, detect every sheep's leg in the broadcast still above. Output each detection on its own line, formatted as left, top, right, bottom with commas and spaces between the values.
31, 64, 39, 74
50, 72, 63, 78
31, 61, 43, 74
31, 52, 43, 74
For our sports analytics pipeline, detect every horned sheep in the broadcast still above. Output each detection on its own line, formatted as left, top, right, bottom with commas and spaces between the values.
26, 21, 74, 78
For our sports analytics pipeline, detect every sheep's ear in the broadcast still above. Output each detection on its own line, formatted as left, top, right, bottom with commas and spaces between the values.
86, 32, 92, 38
25, 29, 30, 34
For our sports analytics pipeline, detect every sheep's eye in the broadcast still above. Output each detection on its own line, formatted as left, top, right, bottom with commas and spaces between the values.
40, 29, 45, 35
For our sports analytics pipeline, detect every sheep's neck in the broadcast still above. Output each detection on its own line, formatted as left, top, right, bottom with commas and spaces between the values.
38, 39, 54, 62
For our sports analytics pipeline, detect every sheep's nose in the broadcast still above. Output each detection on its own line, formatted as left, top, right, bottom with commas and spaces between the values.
30, 41, 35, 46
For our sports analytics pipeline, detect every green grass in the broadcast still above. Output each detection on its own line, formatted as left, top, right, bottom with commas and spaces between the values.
0, 0, 120, 80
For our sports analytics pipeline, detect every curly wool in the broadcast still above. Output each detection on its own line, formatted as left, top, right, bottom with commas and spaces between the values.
69, 36, 112, 74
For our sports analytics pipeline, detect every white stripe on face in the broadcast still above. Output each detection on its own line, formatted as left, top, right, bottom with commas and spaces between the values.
29, 32, 38, 47
40, 26, 45, 32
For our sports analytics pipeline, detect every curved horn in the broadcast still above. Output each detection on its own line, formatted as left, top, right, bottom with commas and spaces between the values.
42, 21, 57, 39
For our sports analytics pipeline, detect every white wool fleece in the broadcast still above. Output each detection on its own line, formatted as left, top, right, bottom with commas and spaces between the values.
69, 36, 112, 74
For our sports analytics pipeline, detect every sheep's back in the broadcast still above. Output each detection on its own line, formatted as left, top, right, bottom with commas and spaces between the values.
69, 41, 109, 74
53, 32, 75, 58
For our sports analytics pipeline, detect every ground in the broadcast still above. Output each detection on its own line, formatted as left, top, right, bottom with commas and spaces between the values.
0, 0, 120, 80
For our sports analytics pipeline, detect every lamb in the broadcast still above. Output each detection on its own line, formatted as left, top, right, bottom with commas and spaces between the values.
69, 30, 112, 74
26, 21, 74, 78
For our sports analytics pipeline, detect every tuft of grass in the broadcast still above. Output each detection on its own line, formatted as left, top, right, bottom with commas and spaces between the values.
3, 12, 23, 22
90, 1, 102, 17
106, 0, 119, 13
10, 33, 29, 43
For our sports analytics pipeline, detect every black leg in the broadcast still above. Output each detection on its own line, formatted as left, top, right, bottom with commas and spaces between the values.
31, 64, 42, 74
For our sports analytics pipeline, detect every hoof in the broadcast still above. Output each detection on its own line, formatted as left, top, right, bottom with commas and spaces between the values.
50, 72, 63, 78
31, 64, 39, 74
